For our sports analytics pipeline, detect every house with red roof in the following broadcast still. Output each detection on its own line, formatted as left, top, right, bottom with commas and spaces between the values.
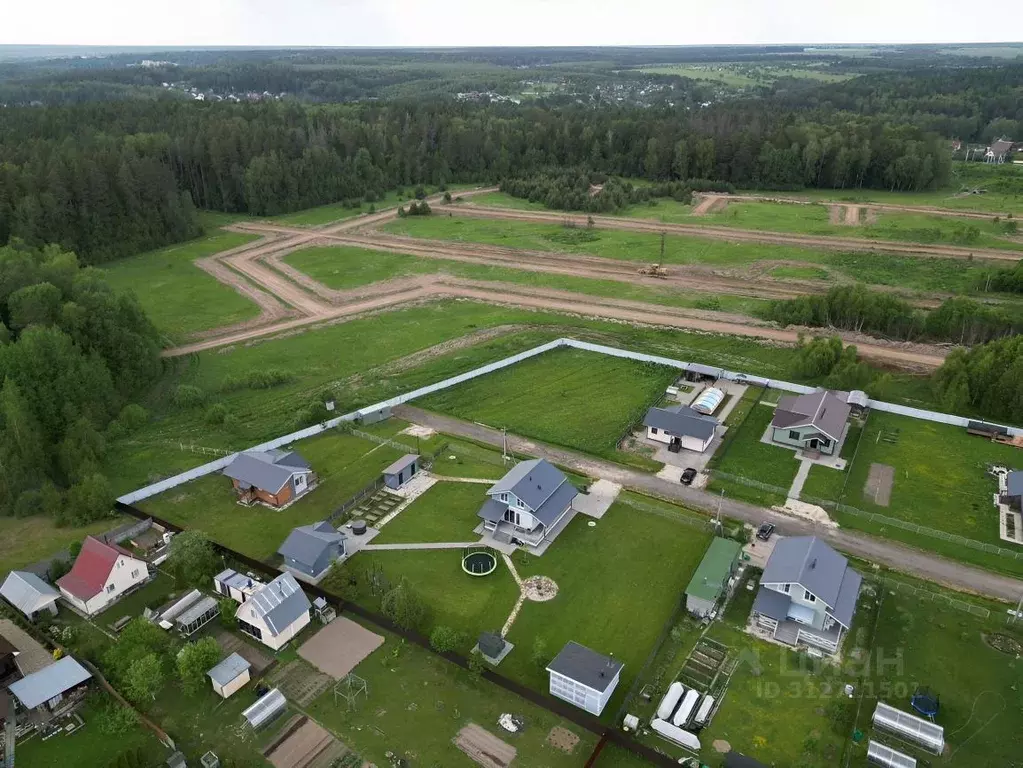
56, 536, 150, 616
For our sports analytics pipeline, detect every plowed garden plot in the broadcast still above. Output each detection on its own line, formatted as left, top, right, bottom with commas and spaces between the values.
417, 347, 677, 463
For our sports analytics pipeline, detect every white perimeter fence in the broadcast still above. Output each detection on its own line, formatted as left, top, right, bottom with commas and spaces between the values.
117, 337, 1022, 505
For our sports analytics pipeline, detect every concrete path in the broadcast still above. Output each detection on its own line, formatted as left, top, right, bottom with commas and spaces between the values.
430, 475, 494, 484
788, 460, 813, 500
361, 541, 478, 551
374, 474, 437, 528
395, 405, 1023, 602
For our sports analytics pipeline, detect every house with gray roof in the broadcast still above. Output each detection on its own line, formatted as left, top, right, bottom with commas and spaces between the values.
8, 656, 92, 720
751, 536, 861, 655
770, 390, 851, 456
0, 571, 60, 620
277, 521, 346, 579
546, 641, 623, 716
1002, 470, 1023, 511
986, 138, 1014, 164
235, 572, 311, 651
478, 459, 578, 551
643, 405, 719, 453
223, 448, 316, 508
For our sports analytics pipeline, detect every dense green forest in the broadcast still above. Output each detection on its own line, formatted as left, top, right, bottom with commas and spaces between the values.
0, 98, 954, 261
0, 241, 160, 522
764, 285, 1023, 345
935, 335, 1023, 423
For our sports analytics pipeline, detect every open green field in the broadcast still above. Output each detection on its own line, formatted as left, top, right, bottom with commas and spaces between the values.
847, 581, 1023, 767
284, 243, 767, 315
637, 63, 855, 86
102, 228, 260, 342
500, 494, 712, 714
418, 347, 677, 465
709, 400, 801, 507
382, 212, 1006, 295
372, 480, 487, 544
141, 431, 405, 559
840, 411, 1021, 546
16, 693, 167, 768
306, 617, 599, 767
267, 183, 482, 226
430, 436, 516, 480
0, 514, 130, 575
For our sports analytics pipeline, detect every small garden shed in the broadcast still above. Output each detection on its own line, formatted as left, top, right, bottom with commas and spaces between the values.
684, 537, 742, 618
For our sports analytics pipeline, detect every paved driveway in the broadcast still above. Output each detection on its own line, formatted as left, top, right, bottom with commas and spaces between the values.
395, 405, 1023, 603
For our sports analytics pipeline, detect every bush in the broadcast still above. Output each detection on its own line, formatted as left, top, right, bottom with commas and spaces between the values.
429, 625, 464, 654
172, 385, 205, 408
204, 403, 228, 425
96, 702, 139, 735
381, 578, 426, 632
219, 598, 238, 629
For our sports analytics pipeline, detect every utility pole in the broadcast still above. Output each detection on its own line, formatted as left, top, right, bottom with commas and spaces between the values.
502, 428, 508, 462
715, 488, 724, 531
1009, 590, 1023, 626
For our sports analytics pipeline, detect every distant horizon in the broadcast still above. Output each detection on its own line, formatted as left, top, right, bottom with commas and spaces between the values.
5, 0, 1022, 50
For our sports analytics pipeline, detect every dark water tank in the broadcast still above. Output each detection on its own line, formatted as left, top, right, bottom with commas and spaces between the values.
351, 519, 367, 536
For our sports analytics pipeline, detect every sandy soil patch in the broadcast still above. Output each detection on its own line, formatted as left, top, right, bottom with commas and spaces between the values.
547, 726, 580, 753
298, 616, 384, 680
454, 723, 517, 768
864, 463, 894, 507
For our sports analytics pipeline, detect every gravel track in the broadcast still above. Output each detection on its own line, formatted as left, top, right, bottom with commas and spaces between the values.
701, 192, 1017, 220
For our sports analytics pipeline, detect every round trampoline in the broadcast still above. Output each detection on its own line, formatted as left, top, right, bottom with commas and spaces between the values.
911, 686, 940, 720
462, 547, 498, 576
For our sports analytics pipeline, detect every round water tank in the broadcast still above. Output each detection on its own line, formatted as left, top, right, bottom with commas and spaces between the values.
351, 520, 367, 536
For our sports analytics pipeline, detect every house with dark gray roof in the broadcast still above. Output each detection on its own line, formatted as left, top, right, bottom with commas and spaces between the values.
751, 536, 861, 655
223, 448, 316, 508
478, 459, 578, 551
986, 138, 1014, 164
234, 572, 311, 651
643, 405, 719, 453
1002, 470, 1023, 511
770, 390, 851, 456
546, 641, 623, 716
277, 521, 346, 579
0, 571, 60, 620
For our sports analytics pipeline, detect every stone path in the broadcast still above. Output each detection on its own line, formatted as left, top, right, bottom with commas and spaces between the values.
788, 459, 812, 500
361, 541, 478, 551
500, 554, 526, 637
373, 474, 437, 528
430, 475, 494, 484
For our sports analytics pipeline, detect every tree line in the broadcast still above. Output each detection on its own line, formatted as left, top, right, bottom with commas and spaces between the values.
0, 98, 958, 261
935, 335, 1023, 423
764, 285, 1023, 346
0, 241, 162, 522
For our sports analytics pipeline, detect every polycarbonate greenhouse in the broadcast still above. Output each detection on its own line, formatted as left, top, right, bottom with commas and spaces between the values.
872, 702, 944, 755
867, 740, 917, 767
242, 688, 286, 729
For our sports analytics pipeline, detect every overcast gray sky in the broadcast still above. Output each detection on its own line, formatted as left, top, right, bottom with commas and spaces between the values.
4, 0, 1019, 47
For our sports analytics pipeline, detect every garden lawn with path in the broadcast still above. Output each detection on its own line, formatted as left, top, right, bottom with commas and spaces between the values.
708, 400, 801, 507
418, 346, 677, 466
0, 514, 128, 575
372, 481, 488, 544
327, 549, 519, 653
102, 227, 260, 342
141, 431, 405, 559
306, 617, 598, 767
501, 496, 712, 714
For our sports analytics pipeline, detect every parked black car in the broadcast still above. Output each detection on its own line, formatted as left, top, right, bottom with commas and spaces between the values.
756, 523, 775, 541
680, 468, 698, 485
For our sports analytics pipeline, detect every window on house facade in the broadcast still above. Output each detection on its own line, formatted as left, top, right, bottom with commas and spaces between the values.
500, 493, 508, 502
821, 438, 831, 448
238, 619, 262, 641
130, 569, 139, 578
782, 583, 790, 593
803, 589, 816, 603
788, 430, 801, 441
106, 584, 115, 593
651, 427, 658, 434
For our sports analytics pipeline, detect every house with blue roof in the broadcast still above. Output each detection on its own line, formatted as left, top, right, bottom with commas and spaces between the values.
477, 459, 578, 552
751, 536, 861, 655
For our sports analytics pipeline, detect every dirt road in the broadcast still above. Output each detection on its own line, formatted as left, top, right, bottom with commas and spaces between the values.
396, 405, 1023, 603
447, 203, 1022, 262
697, 192, 1018, 220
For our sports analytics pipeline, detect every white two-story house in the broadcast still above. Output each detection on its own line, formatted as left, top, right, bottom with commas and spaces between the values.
477, 459, 578, 551
751, 536, 861, 655
229, 572, 311, 651
57, 536, 150, 617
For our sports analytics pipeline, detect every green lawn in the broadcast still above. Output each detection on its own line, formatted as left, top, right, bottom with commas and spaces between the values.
636, 63, 856, 86
800, 422, 863, 502
325, 550, 520, 652
430, 436, 514, 480
102, 228, 261, 342
306, 618, 599, 767
267, 184, 481, 226
283, 243, 769, 316
373, 481, 488, 544
0, 514, 130, 575
841, 411, 1021, 545
16, 693, 167, 768
418, 347, 677, 464
141, 431, 405, 559
709, 401, 801, 507
500, 496, 713, 715
846, 583, 1023, 767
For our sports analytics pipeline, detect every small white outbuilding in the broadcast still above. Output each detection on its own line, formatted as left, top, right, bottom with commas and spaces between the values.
207, 653, 251, 699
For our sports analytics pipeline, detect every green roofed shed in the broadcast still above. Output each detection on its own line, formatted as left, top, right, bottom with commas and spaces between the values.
685, 537, 742, 618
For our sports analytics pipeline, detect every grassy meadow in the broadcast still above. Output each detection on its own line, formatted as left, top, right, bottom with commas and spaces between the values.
371, 480, 487, 544
101, 228, 261, 342
418, 346, 677, 464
